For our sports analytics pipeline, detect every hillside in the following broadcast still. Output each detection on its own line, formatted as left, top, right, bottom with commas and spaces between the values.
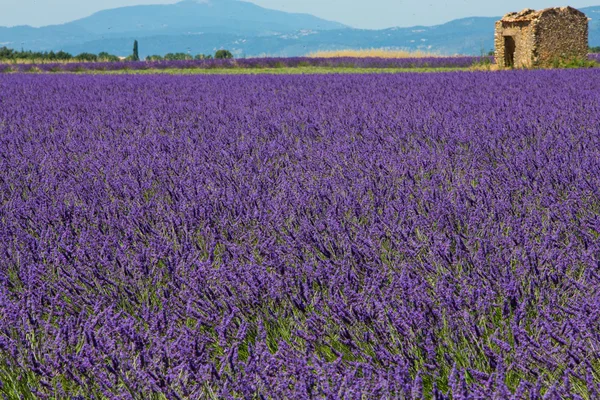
69, 0, 346, 36
0, 0, 345, 56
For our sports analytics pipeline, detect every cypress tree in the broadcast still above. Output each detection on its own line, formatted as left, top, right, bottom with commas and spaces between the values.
133, 40, 140, 61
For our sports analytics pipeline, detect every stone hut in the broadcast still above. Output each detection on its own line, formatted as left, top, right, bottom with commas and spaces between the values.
495, 7, 588, 68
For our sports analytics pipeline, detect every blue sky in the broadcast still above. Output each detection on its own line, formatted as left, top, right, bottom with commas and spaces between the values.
1, 0, 598, 29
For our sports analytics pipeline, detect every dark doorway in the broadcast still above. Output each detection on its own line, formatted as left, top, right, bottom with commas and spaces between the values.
504, 36, 516, 67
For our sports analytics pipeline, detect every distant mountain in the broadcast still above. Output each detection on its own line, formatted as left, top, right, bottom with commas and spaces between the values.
0, 0, 345, 55
69, 0, 346, 36
1, 2, 599, 57
587, 6, 600, 45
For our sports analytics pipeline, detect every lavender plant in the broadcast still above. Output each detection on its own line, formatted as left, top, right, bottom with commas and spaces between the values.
0, 56, 492, 73
0, 70, 599, 398
588, 53, 600, 63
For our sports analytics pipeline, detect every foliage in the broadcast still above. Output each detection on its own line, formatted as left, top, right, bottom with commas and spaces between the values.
164, 52, 193, 61
133, 40, 140, 62
0, 46, 123, 63
1, 71, 600, 398
472, 54, 494, 68
146, 55, 164, 61
0, 46, 74, 61
98, 52, 120, 62
215, 49, 234, 59
589, 46, 600, 53
74, 52, 98, 62
551, 56, 597, 69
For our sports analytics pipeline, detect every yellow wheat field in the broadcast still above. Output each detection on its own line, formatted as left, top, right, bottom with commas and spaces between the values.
308, 48, 441, 58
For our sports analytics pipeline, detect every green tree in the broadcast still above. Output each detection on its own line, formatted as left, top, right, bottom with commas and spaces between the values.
0, 46, 15, 59
75, 53, 98, 62
215, 49, 233, 59
56, 51, 73, 60
133, 40, 140, 61
98, 52, 120, 62
164, 53, 192, 61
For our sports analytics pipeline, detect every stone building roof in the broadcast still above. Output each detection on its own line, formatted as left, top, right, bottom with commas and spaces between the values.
500, 6, 586, 23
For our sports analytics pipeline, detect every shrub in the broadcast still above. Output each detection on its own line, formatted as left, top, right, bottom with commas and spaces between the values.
215, 49, 233, 59
55, 51, 73, 60
164, 53, 193, 61
552, 56, 596, 69
98, 52, 120, 62
0, 46, 15, 59
75, 53, 98, 62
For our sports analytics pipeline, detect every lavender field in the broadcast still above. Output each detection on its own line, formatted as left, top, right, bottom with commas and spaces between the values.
1, 71, 599, 398
1, 55, 598, 74
0, 56, 490, 73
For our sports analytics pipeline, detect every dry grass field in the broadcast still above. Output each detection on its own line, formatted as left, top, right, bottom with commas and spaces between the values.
308, 48, 441, 58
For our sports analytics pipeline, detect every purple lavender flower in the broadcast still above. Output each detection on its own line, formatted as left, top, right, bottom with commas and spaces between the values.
1, 69, 600, 397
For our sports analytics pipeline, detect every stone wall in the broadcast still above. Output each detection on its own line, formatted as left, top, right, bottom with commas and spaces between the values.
534, 8, 588, 66
495, 7, 588, 69
495, 20, 536, 68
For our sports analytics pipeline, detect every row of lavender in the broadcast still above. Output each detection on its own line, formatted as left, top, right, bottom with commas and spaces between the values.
1, 71, 600, 398
588, 53, 600, 63
0, 56, 493, 72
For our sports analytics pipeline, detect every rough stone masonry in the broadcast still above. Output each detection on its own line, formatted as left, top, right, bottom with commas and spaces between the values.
495, 7, 588, 68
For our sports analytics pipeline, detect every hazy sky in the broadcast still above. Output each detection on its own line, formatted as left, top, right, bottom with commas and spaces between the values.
1, 0, 598, 29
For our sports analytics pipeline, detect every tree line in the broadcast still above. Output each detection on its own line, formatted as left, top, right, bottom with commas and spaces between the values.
146, 50, 233, 61
0, 47, 120, 62
0, 40, 234, 62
